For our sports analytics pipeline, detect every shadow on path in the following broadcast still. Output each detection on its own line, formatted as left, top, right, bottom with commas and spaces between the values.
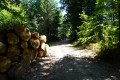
43, 56, 117, 80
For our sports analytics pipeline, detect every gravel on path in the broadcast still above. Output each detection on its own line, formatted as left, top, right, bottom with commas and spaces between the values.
25, 39, 120, 80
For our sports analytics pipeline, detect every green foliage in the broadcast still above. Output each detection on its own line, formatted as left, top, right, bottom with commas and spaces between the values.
93, 24, 119, 57
75, 11, 101, 47
0, 2, 28, 30
58, 23, 71, 38
21, 0, 63, 40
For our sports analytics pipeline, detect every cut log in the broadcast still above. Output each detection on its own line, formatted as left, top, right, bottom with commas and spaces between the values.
31, 49, 37, 60
0, 73, 7, 80
31, 32, 39, 39
7, 45, 20, 55
0, 56, 11, 73
40, 41, 46, 51
43, 44, 49, 57
30, 38, 40, 50
8, 63, 26, 80
39, 35, 47, 43
14, 24, 26, 35
7, 33, 19, 45
20, 31, 31, 41
21, 48, 32, 66
21, 41, 28, 49
22, 48, 31, 55
38, 50, 43, 57
7, 53, 19, 61
7, 45, 20, 61
0, 42, 6, 55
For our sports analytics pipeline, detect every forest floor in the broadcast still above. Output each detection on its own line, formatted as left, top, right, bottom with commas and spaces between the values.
25, 39, 120, 80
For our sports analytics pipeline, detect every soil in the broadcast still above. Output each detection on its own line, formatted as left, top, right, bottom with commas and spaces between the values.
25, 39, 120, 80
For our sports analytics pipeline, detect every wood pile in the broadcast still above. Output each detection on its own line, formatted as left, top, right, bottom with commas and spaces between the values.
0, 24, 49, 80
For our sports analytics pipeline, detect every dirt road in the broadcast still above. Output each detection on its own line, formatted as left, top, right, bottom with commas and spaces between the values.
25, 39, 119, 80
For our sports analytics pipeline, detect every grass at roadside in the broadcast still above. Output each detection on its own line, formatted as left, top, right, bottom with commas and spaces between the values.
67, 43, 74, 46
48, 41, 56, 47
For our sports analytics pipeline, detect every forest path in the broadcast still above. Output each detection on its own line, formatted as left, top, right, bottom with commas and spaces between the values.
25, 39, 119, 80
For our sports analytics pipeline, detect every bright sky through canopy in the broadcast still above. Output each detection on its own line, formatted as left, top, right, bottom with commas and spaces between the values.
56, 0, 66, 15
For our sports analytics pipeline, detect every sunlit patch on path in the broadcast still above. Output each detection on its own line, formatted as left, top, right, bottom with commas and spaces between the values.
25, 39, 119, 80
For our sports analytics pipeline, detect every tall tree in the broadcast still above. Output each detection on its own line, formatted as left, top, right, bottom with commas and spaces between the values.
60, 0, 84, 41
21, 0, 62, 40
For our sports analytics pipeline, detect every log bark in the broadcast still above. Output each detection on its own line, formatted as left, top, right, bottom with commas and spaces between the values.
7, 33, 19, 45
8, 63, 26, 80
43, 44, 49, 56
31, 32, 39, 39
0, 56, 11, 73
0, 42, 6, 56
21, 41, 28, 49
38, 50, 43, 57
7, 45, 20, 55
0, 73, 7, 80
31, 49, 37, 60
39, 35, 47, 43
20, 31, 31, 41
21, 48, 32, 66
14, 24, 26, 35
30, 38, 40, 50
7, 45, 20, 61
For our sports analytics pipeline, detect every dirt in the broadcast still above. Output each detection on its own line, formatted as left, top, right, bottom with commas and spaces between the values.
25, 39, 120, 80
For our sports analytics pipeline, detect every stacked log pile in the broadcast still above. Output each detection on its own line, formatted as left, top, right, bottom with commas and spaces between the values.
0, 24, 49, 80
